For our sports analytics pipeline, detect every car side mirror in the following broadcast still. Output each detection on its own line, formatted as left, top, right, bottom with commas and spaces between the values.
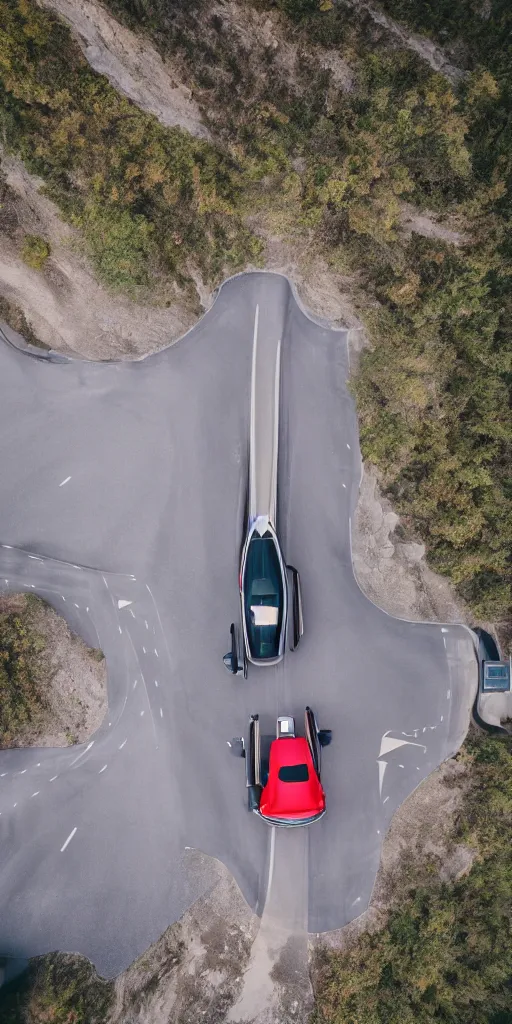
318, 729, 332, 747
228, 737, 245, 758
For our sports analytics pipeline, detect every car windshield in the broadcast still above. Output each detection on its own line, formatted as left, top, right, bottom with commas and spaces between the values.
243, 531, 284, 659
278, 763, 309, 783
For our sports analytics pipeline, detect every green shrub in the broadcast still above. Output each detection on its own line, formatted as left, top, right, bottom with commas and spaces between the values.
20, 233, 51, 270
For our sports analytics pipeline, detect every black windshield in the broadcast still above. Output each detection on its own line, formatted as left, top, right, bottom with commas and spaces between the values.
243, 531, 284, 660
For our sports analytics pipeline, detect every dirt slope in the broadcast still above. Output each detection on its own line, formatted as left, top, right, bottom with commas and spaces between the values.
37, 0, 209, 138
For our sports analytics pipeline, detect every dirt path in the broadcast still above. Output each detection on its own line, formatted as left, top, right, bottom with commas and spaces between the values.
0, 151, 198, 359
37, 0, 209, 139
342, 0, 465, 84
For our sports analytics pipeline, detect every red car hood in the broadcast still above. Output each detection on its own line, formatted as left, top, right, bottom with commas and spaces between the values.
259, 737, 325, 821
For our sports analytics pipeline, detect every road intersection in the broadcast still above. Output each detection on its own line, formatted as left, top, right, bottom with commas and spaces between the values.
0, 272, 477, 975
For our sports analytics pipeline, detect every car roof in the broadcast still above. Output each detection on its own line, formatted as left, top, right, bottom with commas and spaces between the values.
259, 737, 325, 821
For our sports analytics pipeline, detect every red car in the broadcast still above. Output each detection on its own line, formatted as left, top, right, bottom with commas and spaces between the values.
243, 708, 331, 827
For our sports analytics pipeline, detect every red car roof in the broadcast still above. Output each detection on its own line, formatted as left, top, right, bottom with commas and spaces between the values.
259, 736, 325, 822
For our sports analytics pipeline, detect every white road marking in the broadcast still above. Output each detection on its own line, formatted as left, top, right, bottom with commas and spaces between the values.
0, 773, 7, 777
102, 576, 108, 588
62, 596, 66, 601
140, 710, 145, 717
59, 476, 71, 487
154, 649, 159, 658
416, 766, 421, 770
69, 741, 94, 767
117, 600, 132, 609
142, 646, 146, 654
346, 443, 351, 449
118, 626, 122, 634
145, 620, 148, 630
31, 792, 39, 798
118, 739, 127, 750
28, 555, 42, 561
13, 803, 17, 808
154, 680, 158, 687
443, 637, 447, 648
441, 627, 449, 633
130, 609, 136, 619
74, 603, 79, 608
342, 483, 346, 488
377, 759, 387, 796
383, 795, 389, 804
98, 764, 108, 774
36, 763, 41, 767
160, 708, 163, 718
29, 584, 35, 588
18, 770, 27, 775
447, 689, 451, 699
50, 775, 58, 782
377, 830, 380, 835
398, 764, 404, 768
2, 545, 12, 549
249, 304, 260, 511
351, 896, 361, 906
60, 827, 77, 852
440, 715, 444, 722
86, 607, 89, 613
133, 679, 138, 689
379, 734, 426, 756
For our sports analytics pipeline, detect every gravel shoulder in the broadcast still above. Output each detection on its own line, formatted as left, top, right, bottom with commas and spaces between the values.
0, 593, 107, 748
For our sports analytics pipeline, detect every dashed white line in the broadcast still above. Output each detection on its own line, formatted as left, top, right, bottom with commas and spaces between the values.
383, 796, 389, 804
159, 708, 163, 718
145, 620, 149, 630
346, 443, 351, 449
69, 740, 94, 767
118, 739, 127, 750
36, 762, 41, 767
118, 626, 122, 634
59, 476, 71, 487
130, 609, 136, 619
50, 775, 58, 782
133, 679, 138, 689
342, 483, 346, 488
74, 603, 80, 609
154, 649, 159, 658
31, 792, 39, 798
154, 680, 158, 687
0, 773, 7, 778
98, 764, 108, 774
13, 803, 17, 808
60, 827, 77, 852
18, 769, 27, 776
2, 545, 12, 549
28, 555, 42, 561
142, 646, 146, 654
140, 710, 145, 717
398, 764, 404, 768
441, 627, 449, 633
443, 637, 447, 648
86, 606, 90, 613
62, 596, 66, 602
440, 715, 444, 722
447, 689, 451, 699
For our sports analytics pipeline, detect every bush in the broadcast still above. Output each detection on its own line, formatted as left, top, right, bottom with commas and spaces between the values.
20, 233, 51, 270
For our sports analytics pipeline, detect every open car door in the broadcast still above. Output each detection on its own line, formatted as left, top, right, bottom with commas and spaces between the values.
305, 706, 321, 777
287, 565, 304, 651
246, 714, 262, 811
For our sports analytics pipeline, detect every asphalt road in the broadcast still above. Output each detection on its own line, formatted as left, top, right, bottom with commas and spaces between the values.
0, 272, 477, 976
